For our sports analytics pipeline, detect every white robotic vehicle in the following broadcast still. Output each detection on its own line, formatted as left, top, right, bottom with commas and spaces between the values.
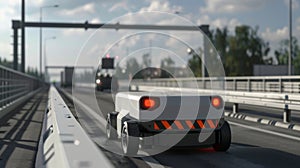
106, 92, 231, 155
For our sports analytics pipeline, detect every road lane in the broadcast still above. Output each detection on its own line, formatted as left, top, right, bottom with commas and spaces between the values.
153, 120, 300, 168
62, 88, 300, 168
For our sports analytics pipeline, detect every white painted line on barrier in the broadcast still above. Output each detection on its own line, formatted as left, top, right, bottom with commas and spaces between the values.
293, 125, 300, 131
260, 119, 270, 125
245, 116, 259, 123
274, 122, 289, 129
225, 111, 300, 132
229, 121, 300, 141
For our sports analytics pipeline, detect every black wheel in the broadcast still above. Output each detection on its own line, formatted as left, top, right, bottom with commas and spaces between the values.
213, 121, 231, 152
106, 113, 117, 140
121, 122, 139, 155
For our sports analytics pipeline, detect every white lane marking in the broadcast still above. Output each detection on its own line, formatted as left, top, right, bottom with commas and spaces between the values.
62, 89, 164, 168
229, 121, 300, 141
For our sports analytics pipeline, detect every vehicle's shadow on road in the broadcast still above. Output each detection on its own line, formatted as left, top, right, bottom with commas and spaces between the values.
152, 143, 300, 168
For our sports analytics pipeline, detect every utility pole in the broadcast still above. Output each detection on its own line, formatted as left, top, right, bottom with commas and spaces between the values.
12, 21, 19, 70
288, 0, 293, 75
40, 5, 59, 77
21, 0, 25, 72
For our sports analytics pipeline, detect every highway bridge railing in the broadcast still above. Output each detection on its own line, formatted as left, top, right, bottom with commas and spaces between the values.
130, 76, 300, 123
0, 65, 45, 119
36, 86, 112, 167
137, 76, 300, 93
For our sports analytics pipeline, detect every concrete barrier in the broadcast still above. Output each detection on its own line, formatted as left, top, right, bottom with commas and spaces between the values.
35, 86, 112, 168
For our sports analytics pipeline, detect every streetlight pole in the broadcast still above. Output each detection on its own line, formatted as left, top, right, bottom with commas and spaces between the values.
288, 0, 293, 75
44, 36, 56, 82
21, 0, 25, 72
40, 5, 59, 77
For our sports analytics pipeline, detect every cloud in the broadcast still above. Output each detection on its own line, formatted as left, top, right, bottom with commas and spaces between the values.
261, 27, 289, 62
294, 17, 300, 41
7, 0, 20, 6
212, 18, 241, 31
260, 25, 300, 63
90, 18, 101, 23
200, 0, 268, 14
30, 0, 44, 6
118, 0, 185, 26
60, 2, 95, 16
297, 17, 300, 32
196, 15, 241, 32
0, 41, 12, 60
261, 27, 289, 44
0, 1, 21, 60
140, 0, 182, 13
284, 0, 299, 10
109, 1, 131, 12
0, 7, 16, 23
196, 15, 210, 25
62, 29, 86, 36
107, 0, 192, 53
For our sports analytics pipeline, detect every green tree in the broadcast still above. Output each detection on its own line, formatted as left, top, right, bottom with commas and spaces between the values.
160, 57, 175, 78
115, 57, 141, 79
275, 37, 300, 74
295, 50, 300, 74
188, 25, 270, 77
160, 57, 175, 68
226, 25, 269, 76
188, 51, 202, 77
26, 67, 42, 78
142, 53, 151, 67
127, 57, 142, 78
275, 37, 299, 64
0, 58, 13, 68
213, 28, 228, 64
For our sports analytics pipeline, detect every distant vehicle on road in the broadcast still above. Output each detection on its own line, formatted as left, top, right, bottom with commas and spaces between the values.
95, 57, 118, 92
61, 67, 74, 87
95, 72, 118, 92
106, 92, 231, 155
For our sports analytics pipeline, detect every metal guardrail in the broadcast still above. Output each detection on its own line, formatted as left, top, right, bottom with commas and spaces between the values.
35, 86, 112, 168
131, 76, 300, 123
141, 76, 300, 93
0, 65, 44, 118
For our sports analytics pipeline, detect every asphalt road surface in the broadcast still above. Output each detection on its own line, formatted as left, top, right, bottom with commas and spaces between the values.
61, 87, 300, 168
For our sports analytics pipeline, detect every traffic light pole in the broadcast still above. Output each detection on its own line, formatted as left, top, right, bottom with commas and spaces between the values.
12, 20, 209, 73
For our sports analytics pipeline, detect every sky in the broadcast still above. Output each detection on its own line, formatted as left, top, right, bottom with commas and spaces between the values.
0, 0, 300, 79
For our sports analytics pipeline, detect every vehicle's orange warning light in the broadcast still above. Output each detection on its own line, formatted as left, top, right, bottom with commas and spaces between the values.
142, 98, 156, 109
212, 97, 222, 108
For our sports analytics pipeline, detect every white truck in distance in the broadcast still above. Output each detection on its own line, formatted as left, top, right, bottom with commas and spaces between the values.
106, 92, 231, 155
